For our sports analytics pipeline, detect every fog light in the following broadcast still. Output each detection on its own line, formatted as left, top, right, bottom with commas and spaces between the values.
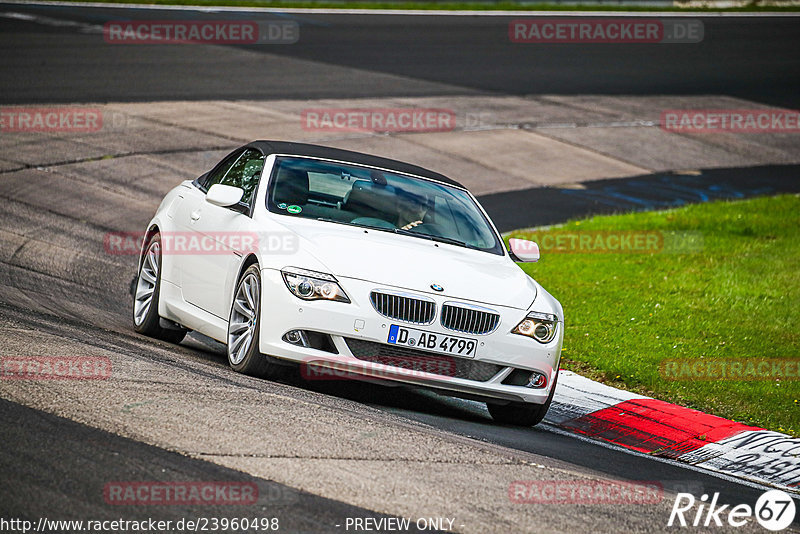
286, 330, 301, 343
284, 330, 309, 347
525, 372, 547, 389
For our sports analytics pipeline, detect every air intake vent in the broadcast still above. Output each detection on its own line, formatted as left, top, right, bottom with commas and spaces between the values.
369, 290, 436, 325
441, 303, 500, 335
345, 338, 504, 382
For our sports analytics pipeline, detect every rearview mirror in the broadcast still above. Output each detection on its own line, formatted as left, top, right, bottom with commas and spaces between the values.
509, 238, 540, 263
206, 184, 244, 207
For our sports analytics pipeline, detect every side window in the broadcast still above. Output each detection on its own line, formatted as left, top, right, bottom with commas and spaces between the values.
218, 149, 265, 206
199, 150, 243, 191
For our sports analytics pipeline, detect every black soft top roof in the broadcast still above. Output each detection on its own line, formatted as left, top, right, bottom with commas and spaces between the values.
246, 140, 465, 189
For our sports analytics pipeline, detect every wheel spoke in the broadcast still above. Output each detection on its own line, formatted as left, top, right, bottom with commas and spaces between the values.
146, 248, 159, 273
134, 298, 151, 323
232, 330, 252, 364
233, 298, 253, 319
251, 284, 259, 312
243, 278, 256, 309
230, 328, 249, 353
136, 284, 154, 300
229, 320, 249, 334
139, 268, 156, 285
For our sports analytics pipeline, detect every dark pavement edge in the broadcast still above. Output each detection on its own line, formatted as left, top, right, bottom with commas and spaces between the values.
479, 163, 800, 233
0, 397, 430, 533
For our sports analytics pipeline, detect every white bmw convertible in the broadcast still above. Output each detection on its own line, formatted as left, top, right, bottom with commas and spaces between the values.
133, 141, 563, 426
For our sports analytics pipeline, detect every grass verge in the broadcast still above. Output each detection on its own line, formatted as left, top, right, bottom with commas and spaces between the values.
509, 194, 799, 436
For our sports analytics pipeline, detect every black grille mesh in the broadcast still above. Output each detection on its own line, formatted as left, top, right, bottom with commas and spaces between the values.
370, 291, 436, 325
345, 338, 503, 382
441, 304, 500, 335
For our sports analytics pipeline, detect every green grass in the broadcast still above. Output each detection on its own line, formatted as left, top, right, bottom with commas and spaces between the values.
59, 0, 800, 12
508, 194, 800, 436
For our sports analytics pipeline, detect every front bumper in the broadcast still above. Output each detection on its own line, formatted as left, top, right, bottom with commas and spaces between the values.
259, 268, 563, 405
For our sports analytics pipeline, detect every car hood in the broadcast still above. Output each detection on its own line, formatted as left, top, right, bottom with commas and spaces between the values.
277, 218, 537, 310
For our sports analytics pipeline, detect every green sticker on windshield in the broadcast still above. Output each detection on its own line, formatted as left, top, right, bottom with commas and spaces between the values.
287, 205, 302, 214
277, 203, 287, 210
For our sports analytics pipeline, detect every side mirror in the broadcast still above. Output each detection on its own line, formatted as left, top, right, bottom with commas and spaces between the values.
206, 184, 244, 207
509, 238, 540, 263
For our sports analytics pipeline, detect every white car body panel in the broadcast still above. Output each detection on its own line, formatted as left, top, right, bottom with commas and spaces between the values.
171, 184, 247, 318
140, 148, 564, 406
269, 216, 538, 310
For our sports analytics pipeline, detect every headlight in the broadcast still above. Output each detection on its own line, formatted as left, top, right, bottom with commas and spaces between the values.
512, 311, 558, 343
281, 267, 350, 303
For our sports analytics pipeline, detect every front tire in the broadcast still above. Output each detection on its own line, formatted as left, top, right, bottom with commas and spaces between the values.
227, 264, 285, 379
132, 233, 187, 344
487, 372, 558, 427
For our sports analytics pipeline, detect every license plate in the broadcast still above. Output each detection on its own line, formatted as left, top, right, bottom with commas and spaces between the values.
387, 325, 477, 358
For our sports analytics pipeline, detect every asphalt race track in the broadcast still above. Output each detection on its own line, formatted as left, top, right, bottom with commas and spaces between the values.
0, 5, 798, 106
1, 3, 799, 533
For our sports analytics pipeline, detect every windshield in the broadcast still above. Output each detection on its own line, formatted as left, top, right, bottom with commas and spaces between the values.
266, 156, 504, 255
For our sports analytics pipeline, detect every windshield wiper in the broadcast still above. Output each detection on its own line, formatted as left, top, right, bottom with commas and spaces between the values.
316, 217, 394, 233
426, 234, 478, 249
393, 229, 478, 250
392, 227, 433, 241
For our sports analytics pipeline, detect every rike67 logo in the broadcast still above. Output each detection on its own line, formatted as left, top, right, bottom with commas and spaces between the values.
668, 490, 796, 531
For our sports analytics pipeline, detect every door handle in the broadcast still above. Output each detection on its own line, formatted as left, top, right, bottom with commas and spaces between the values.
190, 211, 201, 222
